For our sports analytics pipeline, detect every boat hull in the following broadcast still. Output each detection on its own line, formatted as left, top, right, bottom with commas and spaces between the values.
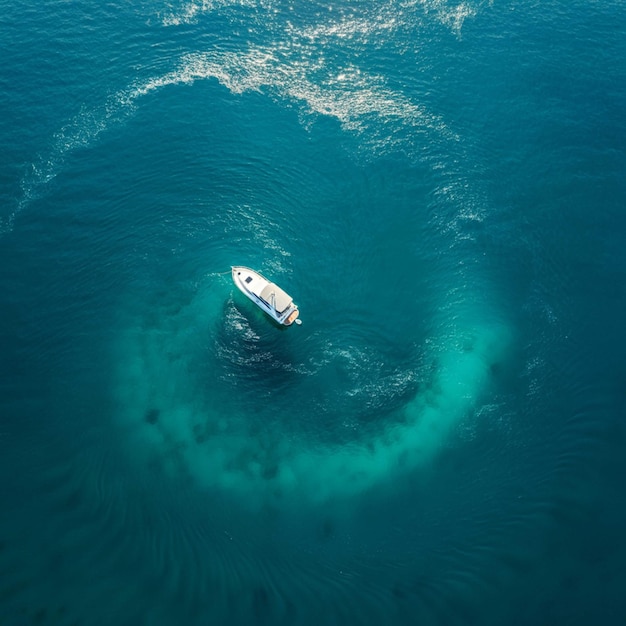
231, 266, 300, 326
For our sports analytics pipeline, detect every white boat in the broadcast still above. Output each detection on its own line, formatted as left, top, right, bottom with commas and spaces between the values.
231, 266, 301, 326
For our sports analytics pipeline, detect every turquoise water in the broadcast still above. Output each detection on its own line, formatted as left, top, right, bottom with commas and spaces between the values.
2, 0, 626, 623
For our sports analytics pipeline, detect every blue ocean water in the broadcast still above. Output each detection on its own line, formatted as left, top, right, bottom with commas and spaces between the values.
2, 0, 626, 623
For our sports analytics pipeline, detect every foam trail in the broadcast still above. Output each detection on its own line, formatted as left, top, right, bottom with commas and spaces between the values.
4, 93, 142, 233
5, 40, 448, 234
126, 48, 453, 144
7, 0, 475, 233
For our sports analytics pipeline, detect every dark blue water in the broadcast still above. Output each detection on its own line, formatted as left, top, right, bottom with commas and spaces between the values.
2, 0, 626, 624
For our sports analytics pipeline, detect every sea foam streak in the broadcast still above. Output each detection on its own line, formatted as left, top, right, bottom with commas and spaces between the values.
2, 96, 137, 233
128, 47, 452, 144
6, 29, 448, 233
6, 0, 481, 232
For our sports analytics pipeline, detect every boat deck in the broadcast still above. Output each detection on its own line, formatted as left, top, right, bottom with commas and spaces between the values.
232, 265, 300, 327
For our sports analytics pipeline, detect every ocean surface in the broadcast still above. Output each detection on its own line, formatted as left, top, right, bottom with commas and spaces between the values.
1, 0, 626, 624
